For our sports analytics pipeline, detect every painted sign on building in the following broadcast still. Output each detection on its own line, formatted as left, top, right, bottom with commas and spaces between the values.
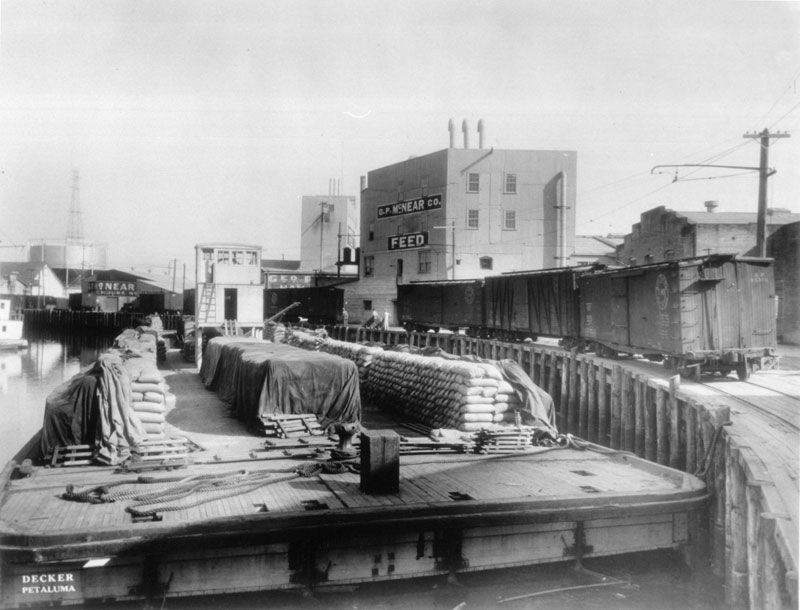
377, 195, 442, 219
387, 232, 429, 251
266, 273, 313, 289
87, 281, 137, 297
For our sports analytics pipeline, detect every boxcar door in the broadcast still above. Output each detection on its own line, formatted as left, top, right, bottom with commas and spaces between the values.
610, 277, 630, 348
733, 260, 775, 349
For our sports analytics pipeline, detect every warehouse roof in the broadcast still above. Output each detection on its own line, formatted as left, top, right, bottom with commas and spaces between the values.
669, 208, 800, 225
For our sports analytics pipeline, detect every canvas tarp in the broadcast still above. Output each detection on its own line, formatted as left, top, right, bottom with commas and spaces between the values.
202, 337, 361, 427
40, 353, 148, 464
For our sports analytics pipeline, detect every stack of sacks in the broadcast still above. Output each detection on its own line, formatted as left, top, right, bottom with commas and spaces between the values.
124, 359, 169, 439
264, 322, 286, 343
490, 374, 525, 424
363, 351, 511, 432
290, 331, 383, 384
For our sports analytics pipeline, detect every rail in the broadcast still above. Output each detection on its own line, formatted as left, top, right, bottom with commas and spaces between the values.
328, 324, 797, 609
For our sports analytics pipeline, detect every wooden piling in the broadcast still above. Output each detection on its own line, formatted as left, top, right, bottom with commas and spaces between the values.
578, 358, 588, 438
567, 353, 579, 434
726, 444, 749, 607
668, 376, 681, 469
546, 353, 558, 416
597, 365, 608, 446
559, 355, 569, 433
633, 377, 644, 457
655, 387, 667, 465
644, 385, 656, 462
685, 404, 697, 474
586, 362, 597, 443
610, 364, 622, 449
621, 370, 633, 452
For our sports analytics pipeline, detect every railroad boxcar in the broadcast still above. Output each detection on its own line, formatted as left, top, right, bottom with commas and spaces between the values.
483, 266, 598, 343
397, 280, 484, 331
578, 255, 777, 379
264, 286, 343, 324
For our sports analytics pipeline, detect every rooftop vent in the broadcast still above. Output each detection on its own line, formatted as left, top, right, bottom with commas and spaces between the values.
704, 200, 718, 213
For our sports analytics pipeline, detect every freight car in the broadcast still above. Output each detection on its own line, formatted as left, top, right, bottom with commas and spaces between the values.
483, 265, 599, 343
578, 255, 777, 379
397, 280, 484, 331
264, 286, 343, 325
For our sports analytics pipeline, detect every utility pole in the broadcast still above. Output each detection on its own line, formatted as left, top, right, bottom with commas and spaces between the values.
337, 222, 342, 277
743, 129, 790, 257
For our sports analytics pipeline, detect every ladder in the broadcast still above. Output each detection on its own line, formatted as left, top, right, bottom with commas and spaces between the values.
198, 283, 216, 324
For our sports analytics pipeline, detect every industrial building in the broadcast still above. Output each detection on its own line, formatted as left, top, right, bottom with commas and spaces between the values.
346, 119, 577, 321
299, 194, 359, 273
615, 203, 800, 265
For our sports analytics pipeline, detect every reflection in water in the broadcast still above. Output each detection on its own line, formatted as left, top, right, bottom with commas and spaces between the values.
0, 330, 113, 464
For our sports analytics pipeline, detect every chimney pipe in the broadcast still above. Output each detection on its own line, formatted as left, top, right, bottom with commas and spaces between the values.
462, 119, 469, 149
704, 200, 718, 213
448, 118, 455, 148
477, 118, 485, 149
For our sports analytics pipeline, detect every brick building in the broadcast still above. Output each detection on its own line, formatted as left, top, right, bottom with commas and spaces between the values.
616, 204, 800, 265
345, 120, 577, 322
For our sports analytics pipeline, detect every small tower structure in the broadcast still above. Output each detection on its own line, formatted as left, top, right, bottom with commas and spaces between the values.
194, 243, 264, 364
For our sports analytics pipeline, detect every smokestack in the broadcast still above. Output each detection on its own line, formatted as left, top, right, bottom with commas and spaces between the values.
448, 118, 455, 148
462, 119, 470, 149
477, 118, 485, 149
704, 200, 718, 213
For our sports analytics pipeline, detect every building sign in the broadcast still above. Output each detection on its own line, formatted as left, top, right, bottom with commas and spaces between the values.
377, 195, 442, 219
267, 273, 313, 289
388, 232, 428, 251
88, 281, 137, 297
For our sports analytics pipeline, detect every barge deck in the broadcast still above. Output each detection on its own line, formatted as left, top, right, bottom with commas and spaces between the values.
0, 349, 707, 607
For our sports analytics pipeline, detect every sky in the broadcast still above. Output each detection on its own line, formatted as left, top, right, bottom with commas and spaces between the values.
1, 0, 799, 275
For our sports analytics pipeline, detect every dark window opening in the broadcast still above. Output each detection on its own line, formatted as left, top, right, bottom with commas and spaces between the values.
363, 300, 372, 310
479, 256, 493, 270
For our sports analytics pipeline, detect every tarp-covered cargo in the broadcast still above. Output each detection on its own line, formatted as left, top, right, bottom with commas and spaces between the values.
201, 337, 361, 428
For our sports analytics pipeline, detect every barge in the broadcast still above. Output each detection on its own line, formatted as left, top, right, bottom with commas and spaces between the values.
0, 330, 708, 607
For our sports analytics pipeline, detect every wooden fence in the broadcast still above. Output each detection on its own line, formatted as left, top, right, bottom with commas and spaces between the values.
329, 325, 796, 609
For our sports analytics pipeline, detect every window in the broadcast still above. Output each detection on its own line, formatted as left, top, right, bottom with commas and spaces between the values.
368, 222, 375, 241
364, 255, 375, 277
248, 251, 258, 265
467, 173, 480, 193
504, 210, 516, 230
217, 250, 230, 264
232, 251, 243, 265
505, 173, 517, 193
396, 258, 404, 277
467, 209, 479, 229
418, 250, 431, 274
363, 300, 372, 311
479, 256, 493, 270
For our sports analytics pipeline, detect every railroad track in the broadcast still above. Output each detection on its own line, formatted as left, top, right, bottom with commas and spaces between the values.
695, 378, 800, 433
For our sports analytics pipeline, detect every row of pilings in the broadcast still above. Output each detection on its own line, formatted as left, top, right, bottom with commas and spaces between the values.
328, 325, 795, 609
23, 309, 184, 336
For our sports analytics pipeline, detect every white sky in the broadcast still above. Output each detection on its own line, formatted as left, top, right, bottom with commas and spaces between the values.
1, 0, 799, 273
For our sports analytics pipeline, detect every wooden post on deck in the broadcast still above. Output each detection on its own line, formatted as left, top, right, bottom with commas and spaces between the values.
655, 386, 667, 465
360, 430, 400, 494
634, 377, 644, 456
621, 370, 633, 451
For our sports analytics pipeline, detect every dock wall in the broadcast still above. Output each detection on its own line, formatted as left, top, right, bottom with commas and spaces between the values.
329, 325, 796, 609
23, 309, 184, 335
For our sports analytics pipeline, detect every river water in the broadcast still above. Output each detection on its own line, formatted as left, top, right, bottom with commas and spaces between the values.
0, 332, 113, 465
0, 332, 724, 609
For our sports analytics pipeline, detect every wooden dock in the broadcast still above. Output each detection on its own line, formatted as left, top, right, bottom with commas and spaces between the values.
330, 325, 800, 608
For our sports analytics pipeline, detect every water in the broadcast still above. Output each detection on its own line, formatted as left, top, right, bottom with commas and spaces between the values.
0, 331, 113, 465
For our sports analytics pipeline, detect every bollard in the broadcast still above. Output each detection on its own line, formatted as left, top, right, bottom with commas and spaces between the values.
360, 429, 400, 494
